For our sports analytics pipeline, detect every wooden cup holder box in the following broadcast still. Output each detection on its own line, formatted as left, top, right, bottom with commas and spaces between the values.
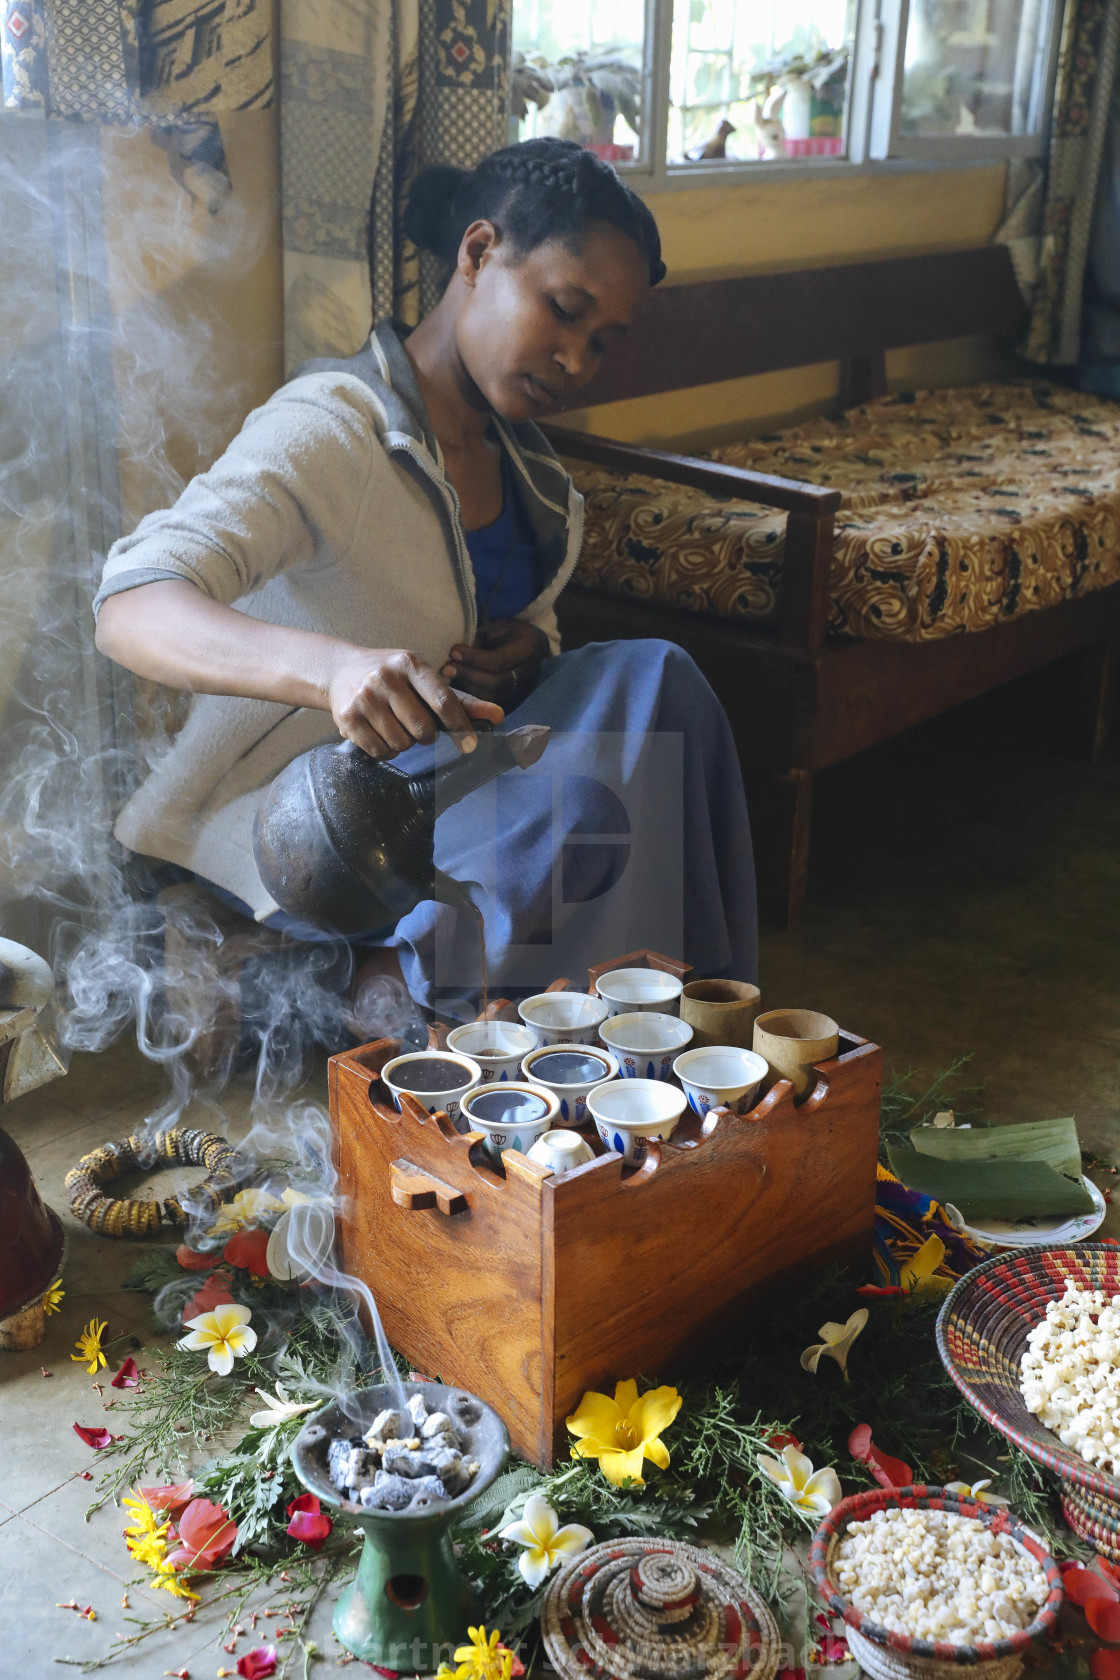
329, 952, 882, 1468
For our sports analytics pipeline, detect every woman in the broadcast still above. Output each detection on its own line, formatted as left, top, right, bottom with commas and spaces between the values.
95, 139, 756, 1019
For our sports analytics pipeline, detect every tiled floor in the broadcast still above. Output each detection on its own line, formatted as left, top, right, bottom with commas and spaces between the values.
1, 657, 1117, 1677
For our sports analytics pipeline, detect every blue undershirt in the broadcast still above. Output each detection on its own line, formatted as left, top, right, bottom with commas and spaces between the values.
464, 450, 541, 624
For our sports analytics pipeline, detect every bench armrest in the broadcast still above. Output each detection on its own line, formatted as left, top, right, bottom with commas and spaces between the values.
544, 425, 838, 653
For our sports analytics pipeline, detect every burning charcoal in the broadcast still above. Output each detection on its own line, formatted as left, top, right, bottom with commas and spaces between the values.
328, 1439, 351, 1490
407, 1476, 449, 1507
440, 1457, 480, 1496
364, 1408, 401, 1446
407, 1393, 429, 1428
344, 1446, 379, 1491
382, 1443, 428, 1478
427, 1447, 462, 1480
368, 1470, 415, 1510
420, 1411, 453, 1440
423, 1430, 459, 1455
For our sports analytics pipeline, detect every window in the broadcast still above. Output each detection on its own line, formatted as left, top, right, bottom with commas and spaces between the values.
509, 0, 1061, 183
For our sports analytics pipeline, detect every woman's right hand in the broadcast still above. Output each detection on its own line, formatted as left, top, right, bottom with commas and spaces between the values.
327, 647, 505, 759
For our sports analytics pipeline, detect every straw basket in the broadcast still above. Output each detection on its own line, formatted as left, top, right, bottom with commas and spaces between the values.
937, 1244, 1120, 1559
810, 1487, 1063, 1680
541, 1537, 781, 1680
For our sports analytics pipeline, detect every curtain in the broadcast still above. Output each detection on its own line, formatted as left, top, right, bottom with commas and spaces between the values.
1022, 0, 1120, 364
279, 0, 511, 373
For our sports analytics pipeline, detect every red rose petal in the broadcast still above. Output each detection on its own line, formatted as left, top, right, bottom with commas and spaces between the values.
223, 1228, 271, 1278
73, 1423, 112, 1450
286, 1508, 332, 1551
182, 1272, 235, 1323
286, 1493, 319, 1519
138, 1481, 195, 1517
1091, 1651, 1120, 1680
1065, 1569, 1120, 1607
1086, 1600, 1120, 1643
766, 1431, 803, 1452
110, 1357, 139, 1390
176, 1243, 218, 1272
847, 1424, 913, 1488
166, 1498, 238, 1571
236, 1647, 277, 1679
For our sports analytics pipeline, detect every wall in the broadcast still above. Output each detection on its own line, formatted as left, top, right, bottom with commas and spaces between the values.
562, 162, 1012, 447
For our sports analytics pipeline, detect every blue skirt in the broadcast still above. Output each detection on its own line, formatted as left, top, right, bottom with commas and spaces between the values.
390, 638, 756, 1016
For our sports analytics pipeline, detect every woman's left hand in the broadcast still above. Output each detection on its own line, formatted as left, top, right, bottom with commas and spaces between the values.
442, 619, 550, 702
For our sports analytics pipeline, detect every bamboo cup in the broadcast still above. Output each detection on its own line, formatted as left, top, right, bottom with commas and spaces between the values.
753, 1008, 839, 1100
680, 980, 762, 1049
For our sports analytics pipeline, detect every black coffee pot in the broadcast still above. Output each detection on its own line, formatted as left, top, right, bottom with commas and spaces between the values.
252, 724, 550, 936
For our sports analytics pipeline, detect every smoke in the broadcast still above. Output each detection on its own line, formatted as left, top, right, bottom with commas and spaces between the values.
0, 115, 423, 1323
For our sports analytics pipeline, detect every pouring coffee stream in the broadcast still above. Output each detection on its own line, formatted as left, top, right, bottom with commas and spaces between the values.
252, 721, 551, 946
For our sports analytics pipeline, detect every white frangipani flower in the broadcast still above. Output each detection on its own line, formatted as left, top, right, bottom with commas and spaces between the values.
800, 1308, 869, 1378
498, 1493, 594, 1587
944, 1478, 1010, 1506
249, 1382, 319, 1428
757, 1444, 841, 1516
178, 1302, 257, 1375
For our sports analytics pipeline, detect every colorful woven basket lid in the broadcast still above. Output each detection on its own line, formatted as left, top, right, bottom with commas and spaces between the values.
541, 1537, 780, 1680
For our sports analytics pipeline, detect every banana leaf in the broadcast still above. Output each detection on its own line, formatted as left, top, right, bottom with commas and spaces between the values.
909, 1115, 1083, 1183
886, 1142, 1095, 1220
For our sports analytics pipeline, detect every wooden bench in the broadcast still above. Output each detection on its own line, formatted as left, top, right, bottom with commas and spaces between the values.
546, 247, 1120, 927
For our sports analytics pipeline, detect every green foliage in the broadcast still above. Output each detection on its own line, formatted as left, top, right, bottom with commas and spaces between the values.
879, 1055, 986, 1159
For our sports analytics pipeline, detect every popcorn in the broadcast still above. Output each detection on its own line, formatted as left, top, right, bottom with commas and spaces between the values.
832, 1507, 1048, 1643
1019, 1282, 1120, 1472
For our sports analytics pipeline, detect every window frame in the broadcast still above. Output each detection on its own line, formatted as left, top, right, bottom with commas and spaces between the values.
599, 0, 1063, 189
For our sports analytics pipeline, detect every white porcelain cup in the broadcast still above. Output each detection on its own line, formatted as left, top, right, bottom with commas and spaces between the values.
459, 1081, 560, 1162
598, 1011, 693, 1082
381, 1049, 482, 1121
526, 1128, 596, 1174
517, 991, 610, 1045
519, 1042, 618, 1123
446, 1020, 539, 1084
673, 1045, 769, 1118
595, 967, 684, 1017
586, 1078, 687, 1165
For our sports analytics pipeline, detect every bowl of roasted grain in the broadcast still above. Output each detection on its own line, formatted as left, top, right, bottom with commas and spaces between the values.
809, 1486, 1063, 1680
937, 1244, 1120, 1557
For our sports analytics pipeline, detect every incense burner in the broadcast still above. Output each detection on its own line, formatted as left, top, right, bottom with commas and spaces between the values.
292, 1380, 508, 1666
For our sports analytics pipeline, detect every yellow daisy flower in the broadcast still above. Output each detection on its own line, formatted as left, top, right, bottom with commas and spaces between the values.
71, 1318, 109, 1376
149, 1559, 200, 1602
42, 1279, 65, 1315
453, 1627, 513, 1680
126, 1529, 170, 1570
566, 1379, 682, 1487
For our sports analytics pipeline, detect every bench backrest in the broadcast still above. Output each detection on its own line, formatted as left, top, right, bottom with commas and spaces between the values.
559, 245, 1027, 411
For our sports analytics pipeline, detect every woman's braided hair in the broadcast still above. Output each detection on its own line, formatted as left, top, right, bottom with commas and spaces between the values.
401, 137, 665, 287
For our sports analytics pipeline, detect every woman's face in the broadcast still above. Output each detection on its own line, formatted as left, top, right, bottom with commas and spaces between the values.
453, 220, 648, 422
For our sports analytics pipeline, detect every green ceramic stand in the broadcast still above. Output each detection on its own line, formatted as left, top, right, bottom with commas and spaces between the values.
333, 1503, 478, 1669
291, 1380, 509, 1671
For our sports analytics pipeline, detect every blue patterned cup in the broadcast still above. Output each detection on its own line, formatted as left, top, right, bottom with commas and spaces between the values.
586, 1079, 687, 1166
598, 1011, 693, 1081
595, 967, 683, 1017
460, 1082, 560, 1162
518, 991, 610, 1045
673, 1046, 768, 1117
446, 1021, 539, 1084
519, 1042, 619, 1124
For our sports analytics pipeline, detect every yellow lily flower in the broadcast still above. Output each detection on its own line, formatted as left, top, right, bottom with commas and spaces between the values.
566, 1379, 682, 1487
42, 1278, 65, 1315
800, 1308, 868, 1378
945, 1478, 1010, 1506
209, 1187, 283, 1236
899, 1234, 951, 1295
498, 1493, 593, 1586
757, 1444, 841, 1516
177, 1301, 257, 1375
453, 1625, 513, 1680
71, 1317, 109, 1375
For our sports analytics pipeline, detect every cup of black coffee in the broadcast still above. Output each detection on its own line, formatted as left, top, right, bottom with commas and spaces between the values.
381, 1050, 482, 1121
459, 1081, 560, 1161
520, 1042, 618, 1124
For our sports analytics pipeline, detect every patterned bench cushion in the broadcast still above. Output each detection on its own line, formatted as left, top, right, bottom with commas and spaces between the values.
569, 382, 1120, 642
